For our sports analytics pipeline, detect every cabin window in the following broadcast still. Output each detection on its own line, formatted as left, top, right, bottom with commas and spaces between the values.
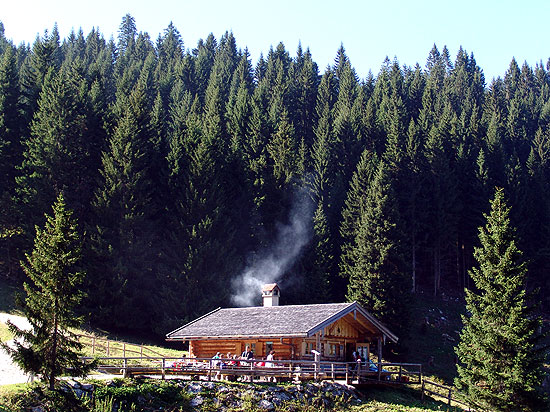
303, 342, 314, 355
244, 342, 257, 357
329, 344, 337, 356
265, 341, 273, 354
356, 343, 369, 361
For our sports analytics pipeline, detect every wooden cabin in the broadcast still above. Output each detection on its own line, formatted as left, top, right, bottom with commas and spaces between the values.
166, 284, 398, 363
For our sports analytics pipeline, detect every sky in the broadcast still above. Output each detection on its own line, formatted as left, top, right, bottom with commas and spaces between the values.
1, 0, 548, 82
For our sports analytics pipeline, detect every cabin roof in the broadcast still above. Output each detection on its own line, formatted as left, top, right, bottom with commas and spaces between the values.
166, 301, 398, 343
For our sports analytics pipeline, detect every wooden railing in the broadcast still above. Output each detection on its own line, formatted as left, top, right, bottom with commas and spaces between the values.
80, 356, 422, 385
422, 379, 474, 410
77, 334, 166, 359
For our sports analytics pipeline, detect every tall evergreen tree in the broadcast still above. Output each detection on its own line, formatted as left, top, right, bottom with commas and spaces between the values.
343, 160, 409, 333
88, 83, 158, 331
16, 67, 98, 233
0, 194, 91, 390
455, 188, 547, 411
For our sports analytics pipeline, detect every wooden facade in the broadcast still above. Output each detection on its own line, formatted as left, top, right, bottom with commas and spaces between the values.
168, 301, 398, 363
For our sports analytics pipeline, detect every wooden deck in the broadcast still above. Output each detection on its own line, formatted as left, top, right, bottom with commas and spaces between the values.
81, 356, 422, 386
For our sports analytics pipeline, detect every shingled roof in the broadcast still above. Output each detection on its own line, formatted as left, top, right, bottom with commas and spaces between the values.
166, 301, 398, 343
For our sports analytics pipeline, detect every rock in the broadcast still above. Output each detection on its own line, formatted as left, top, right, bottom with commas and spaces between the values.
186, 383, 202, 393
202, 381, 216, 390
31, 407, 45, 412
190, 395, 204, 407
217, 385, 230, 393
258, 399, 274, 410
272, 391, 292, 405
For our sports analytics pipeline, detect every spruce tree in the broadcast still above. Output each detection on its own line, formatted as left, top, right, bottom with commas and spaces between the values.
0, 194, 91, 390
343, 160, 409, 333
455, 188, 547, 411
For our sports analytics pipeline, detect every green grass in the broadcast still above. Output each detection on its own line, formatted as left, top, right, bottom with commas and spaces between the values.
0, 321, 13, 343
351, 385, 467, 412
0, 383, 28, 397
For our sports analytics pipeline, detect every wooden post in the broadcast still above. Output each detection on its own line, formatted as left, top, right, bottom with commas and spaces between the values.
398, 364, 402, 382
107, 340, 110, 357
345, 366, 349, 385
140, 345, 143, 359
422, 379, 430, 403
377, 337, 382, 381
123, 358, 128, 379
161, 358, 166, 380
92, 337, 95, 355
448, 387, 452, 406
123, 343, 126, 358
331, 363, 335, 381
208, 360, 212, 381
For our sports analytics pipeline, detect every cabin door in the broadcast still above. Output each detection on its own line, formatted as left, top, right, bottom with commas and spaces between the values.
345, 343, 355, 361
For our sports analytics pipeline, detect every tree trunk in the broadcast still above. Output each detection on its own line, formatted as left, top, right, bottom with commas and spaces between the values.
49, 298, 59, 390
411, 232, 416, 293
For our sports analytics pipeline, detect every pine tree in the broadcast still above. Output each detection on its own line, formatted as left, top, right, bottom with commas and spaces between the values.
88, 83, 158, 331
455, 188, 547, 411
0, 44, 22, 191
343, 160, 409, 333
0, 194, 91, 390
16, 67, 98, 233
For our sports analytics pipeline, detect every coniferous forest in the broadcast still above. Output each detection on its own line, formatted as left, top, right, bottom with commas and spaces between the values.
1, 15, 550, 339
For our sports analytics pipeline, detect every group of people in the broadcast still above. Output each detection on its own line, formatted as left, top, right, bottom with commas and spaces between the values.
209, 346, 277, 381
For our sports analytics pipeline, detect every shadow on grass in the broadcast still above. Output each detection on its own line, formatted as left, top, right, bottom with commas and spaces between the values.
359, 385, 468, 412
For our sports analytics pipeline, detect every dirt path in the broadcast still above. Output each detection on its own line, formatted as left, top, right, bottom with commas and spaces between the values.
0, 313, 32, 386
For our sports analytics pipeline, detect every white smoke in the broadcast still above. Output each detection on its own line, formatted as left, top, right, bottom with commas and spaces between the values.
231, 189, 314, 307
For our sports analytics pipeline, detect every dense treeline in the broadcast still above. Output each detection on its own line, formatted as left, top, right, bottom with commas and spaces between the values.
1, 16, 549, 338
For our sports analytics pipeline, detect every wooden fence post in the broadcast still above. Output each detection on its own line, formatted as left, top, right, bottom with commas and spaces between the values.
92, 337, 95, 355
107, 340, 110, 356
448, 387, 452, 406
331, 363, 335, 381
122, 358, 128, 379
123, 343, 126, 358
422, 379, 430, 403
398, 364, 402, 382
161, 358, 166, 380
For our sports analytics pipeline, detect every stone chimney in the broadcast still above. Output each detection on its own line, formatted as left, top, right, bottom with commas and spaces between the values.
262, 283, 280, 307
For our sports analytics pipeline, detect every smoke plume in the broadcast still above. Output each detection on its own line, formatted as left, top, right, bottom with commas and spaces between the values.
231, 189, 314, 306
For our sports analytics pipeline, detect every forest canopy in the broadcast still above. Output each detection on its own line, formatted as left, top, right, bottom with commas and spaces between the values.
1, 15, 549, 337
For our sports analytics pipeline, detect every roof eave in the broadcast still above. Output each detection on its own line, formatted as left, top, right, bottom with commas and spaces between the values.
306, 302, 399, 343
165, 307, 222, 340
167, 333, 308, 341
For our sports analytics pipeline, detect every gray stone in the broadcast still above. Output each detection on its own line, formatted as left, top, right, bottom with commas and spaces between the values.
202, 381, 216, 390
258, 399, 275, 411
187, 383, 202, 393
190, 395, 204, 407
272, 391, 292, 405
